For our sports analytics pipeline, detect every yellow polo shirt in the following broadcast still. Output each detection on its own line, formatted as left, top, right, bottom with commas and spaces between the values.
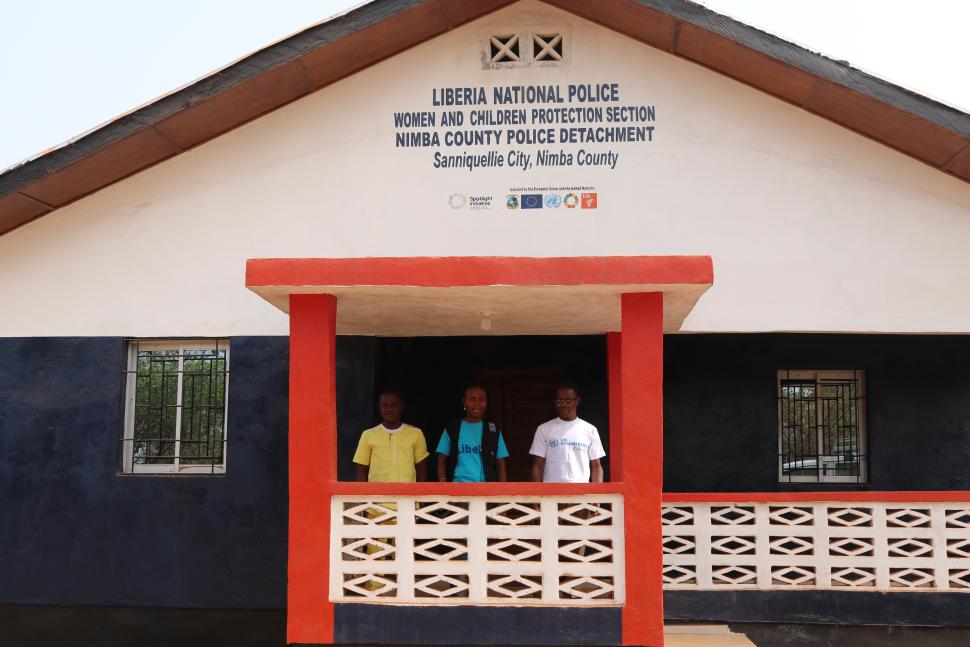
353, 424, 429, 483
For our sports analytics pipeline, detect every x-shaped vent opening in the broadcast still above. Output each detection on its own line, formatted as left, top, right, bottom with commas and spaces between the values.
490, 35, 520, 62
533, 33, 563, 61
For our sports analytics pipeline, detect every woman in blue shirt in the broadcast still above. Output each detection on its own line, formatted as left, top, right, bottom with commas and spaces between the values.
435, 385, 509, 482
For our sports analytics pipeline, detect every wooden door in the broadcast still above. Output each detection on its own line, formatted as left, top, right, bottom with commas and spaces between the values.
472, 368, 562, 482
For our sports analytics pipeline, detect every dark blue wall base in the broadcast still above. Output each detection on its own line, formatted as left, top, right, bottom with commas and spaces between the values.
333, 604, 622, 645
0, 604, 283, 647
665, 590, 970, 627
5, 603, 970, 647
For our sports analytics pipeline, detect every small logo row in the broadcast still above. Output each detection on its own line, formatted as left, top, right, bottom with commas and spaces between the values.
448, 192, 598, 210
506, 192, 597, 210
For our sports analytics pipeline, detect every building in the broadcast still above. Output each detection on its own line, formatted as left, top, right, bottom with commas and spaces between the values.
2, 1, 969, 646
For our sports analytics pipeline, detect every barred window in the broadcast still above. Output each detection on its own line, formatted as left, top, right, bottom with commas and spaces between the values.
122, 340, 229, 474
778, 370, 866, 484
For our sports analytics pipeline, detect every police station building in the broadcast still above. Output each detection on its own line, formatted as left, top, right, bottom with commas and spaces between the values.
2, 1, 970, 646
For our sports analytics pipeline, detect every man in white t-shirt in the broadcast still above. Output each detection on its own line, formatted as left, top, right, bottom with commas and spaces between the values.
529, 382, 605, 483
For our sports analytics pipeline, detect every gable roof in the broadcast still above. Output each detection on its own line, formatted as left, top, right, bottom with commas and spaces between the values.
2, 0, 968, 236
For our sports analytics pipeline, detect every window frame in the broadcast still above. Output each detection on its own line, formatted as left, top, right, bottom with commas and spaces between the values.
776, 369, 867, 484
121, 338, 231, 475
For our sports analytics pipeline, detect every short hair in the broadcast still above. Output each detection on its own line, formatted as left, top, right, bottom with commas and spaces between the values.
463, 384, 488, 398
378, 388, 404, 401
555, 381, 581, 397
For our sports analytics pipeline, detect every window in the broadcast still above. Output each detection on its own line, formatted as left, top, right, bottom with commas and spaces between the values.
122, 340, 229, 474
777, 370, 866, 484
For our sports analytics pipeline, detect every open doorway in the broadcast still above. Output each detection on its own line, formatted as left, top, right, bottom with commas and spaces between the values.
371, 336, 609, 482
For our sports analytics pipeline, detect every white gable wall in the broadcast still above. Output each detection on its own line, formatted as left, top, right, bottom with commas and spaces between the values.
1, 0, 969, 337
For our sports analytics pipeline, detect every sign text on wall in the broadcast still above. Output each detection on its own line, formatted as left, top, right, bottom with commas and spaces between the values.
392, 83, 656, 172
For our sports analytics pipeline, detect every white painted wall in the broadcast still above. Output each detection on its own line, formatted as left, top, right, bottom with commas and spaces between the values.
1, 0, 969, 337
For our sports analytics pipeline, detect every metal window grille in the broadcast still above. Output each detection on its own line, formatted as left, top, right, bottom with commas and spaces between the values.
778, 370, 866, 484
122, 340, 230, 474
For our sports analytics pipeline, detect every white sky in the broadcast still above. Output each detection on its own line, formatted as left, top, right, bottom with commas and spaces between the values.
1, 0, 967, 171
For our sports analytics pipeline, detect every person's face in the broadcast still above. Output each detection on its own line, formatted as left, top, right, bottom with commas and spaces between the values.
554, 388, 580, 421
463, 387, 487, 421
379, 393, 404, 426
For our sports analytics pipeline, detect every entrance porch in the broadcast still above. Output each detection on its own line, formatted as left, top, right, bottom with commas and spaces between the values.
246, 255, 714, 646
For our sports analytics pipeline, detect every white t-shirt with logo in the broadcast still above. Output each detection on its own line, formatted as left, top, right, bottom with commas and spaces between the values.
529, 417, 606, 483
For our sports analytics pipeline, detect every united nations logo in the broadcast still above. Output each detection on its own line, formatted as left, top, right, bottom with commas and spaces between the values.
544, 194, 562, 208
448, 193, 466, 209
563, 193, 579, 208
506, 195, 519, 209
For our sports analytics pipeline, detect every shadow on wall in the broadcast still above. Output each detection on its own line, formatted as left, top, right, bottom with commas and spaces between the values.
0, 605, 284, 647
731, 623, 970, 647
6, 606, 970, 647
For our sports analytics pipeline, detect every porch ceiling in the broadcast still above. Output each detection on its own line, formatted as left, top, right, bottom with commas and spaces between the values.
245, 256, 713, 336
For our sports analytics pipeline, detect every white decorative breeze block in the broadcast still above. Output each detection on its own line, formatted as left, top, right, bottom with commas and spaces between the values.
331, 495, 624, 605
663, 502, 970, 592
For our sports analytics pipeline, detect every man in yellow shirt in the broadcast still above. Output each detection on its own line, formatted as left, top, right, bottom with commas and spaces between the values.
354, 390, 429, 482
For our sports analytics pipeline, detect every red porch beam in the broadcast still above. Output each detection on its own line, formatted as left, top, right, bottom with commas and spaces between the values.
664, 491, 970, 503
246, 255, 713, 288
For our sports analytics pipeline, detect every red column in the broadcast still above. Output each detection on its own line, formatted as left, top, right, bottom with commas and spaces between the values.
607, 332, 623, 482
619, 292, 664, 647
287, 293, 337, 645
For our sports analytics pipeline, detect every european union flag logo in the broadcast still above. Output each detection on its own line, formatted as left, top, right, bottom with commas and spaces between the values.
521, 194, 543, 209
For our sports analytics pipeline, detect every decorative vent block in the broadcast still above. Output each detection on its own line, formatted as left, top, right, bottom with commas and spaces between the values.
489, 34, 520, 62
533, 33, 563, 61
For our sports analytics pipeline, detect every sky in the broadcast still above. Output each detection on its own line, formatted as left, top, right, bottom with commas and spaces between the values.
1, 0, 968, 172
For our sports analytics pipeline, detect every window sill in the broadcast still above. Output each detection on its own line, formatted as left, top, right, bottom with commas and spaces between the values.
120, 465, 227, 476
777, 482, 871, 492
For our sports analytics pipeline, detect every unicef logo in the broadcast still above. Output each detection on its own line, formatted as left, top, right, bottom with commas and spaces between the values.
563, 193, 579, 208
549, 439, 559, 447
448, 193, 466, 209
544, 194, 562, 208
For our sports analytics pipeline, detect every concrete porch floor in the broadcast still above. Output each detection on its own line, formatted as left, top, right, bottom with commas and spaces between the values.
665, 625, 756, 646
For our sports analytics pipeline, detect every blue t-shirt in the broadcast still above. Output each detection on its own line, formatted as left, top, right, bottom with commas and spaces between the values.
435, 420, 510, 482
